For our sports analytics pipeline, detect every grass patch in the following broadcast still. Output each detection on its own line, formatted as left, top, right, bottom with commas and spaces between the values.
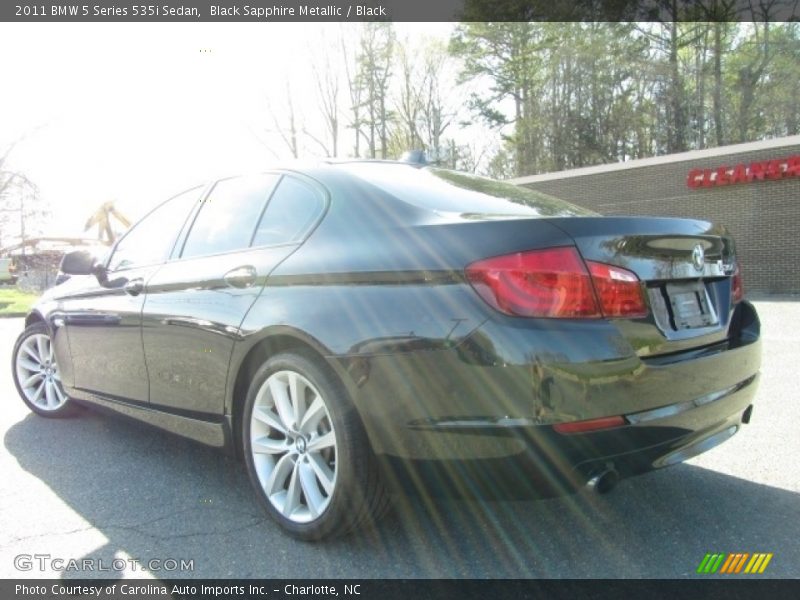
0, 287, 39, 316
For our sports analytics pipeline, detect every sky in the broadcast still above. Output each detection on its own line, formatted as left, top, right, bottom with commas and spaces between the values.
0, 22, 455, 241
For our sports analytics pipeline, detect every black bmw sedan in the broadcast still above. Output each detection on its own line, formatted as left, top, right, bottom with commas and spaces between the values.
12, 161, 760, 540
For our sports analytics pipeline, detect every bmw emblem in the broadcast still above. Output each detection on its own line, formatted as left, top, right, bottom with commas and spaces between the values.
692, 244, 705, 272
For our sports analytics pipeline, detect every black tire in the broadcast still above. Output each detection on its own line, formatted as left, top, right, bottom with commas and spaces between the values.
242, 351, 390, 540
12, 322, 79, 418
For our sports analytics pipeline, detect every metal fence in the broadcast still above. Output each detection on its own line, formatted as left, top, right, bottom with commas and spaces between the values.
12, 253, 61, 292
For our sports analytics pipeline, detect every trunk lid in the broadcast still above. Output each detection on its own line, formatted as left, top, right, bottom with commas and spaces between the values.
547, 216, 739, 357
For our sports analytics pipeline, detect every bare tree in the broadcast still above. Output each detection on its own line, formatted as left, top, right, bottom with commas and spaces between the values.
0, 142, 48, 250
308, 31, 343, 158
0, 143, 23, 203
390, 37, 459, 162
342, 26, 366, 157
393, 37, 425, 152
357, 23, 395, 158
418, 41, 456, 161
264, 79, 301, 159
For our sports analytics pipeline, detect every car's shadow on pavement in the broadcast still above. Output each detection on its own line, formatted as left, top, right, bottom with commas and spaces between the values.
4, 408, 799, 578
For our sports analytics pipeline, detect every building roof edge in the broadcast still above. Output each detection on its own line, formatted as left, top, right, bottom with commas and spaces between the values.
509, 135, 800, 185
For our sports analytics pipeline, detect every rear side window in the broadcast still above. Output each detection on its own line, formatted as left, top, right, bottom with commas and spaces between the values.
181, 174, 280, 258
251, 176, 325, 247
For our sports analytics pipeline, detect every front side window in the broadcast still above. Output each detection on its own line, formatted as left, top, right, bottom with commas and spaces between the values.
251, 176, 325, 247
107, 186, 201, 271
181, 174, 280, 259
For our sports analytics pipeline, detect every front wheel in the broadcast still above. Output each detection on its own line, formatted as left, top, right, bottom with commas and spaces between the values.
12, 322, 78, 417
242, 351, 389, 540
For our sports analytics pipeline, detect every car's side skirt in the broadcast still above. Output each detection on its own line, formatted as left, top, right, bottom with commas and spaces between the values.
66, 387, 235, 454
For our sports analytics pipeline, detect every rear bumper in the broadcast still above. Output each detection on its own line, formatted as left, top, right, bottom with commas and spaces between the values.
341, 301, 761, 497
572, 373, 757, 481
376, 372, 757, 498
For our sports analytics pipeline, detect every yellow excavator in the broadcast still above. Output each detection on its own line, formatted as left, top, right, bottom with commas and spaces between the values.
84, 201, 131, 245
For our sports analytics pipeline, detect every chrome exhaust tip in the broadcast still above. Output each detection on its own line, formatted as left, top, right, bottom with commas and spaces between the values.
586, 468, 619, 494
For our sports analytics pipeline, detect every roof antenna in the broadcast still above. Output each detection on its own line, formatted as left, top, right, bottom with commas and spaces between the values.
400, 149, 427, 165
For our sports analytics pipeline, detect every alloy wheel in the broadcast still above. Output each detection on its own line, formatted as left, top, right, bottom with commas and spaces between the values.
249, 370, 338, 523
15, 333, 68, 411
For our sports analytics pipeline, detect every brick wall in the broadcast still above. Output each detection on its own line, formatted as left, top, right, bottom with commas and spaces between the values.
516, 141, 800, 295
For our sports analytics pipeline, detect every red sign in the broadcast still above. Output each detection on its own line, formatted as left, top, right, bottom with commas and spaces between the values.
687, 155, 800, 189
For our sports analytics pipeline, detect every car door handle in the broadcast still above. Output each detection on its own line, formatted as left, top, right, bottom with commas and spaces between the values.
124, 278, 144, 296
224, 265, 257, 289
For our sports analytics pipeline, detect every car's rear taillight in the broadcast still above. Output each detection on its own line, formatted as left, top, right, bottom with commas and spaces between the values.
466, 247, 600, 318
466, 247, 647, 319
586, 261, 648, 318
732, 264, 743, 303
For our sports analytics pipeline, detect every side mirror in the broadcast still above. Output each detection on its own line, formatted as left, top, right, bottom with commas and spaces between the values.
60, 250, 95, 275
59, 250, 108, 283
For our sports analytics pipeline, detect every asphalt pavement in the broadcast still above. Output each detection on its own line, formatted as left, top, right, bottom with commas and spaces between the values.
1, 301, 798, 579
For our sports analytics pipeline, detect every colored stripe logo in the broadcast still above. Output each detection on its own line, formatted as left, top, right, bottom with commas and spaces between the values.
697, 552, 773, 574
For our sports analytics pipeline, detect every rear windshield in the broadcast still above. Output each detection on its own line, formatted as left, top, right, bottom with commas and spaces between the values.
338, 163, 596, 218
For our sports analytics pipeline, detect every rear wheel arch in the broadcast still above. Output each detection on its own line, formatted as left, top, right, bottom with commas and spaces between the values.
230, 330, 361, 460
